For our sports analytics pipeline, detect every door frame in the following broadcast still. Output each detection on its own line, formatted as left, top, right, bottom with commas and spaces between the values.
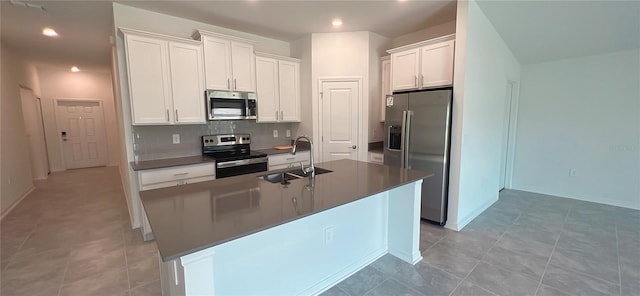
19, 86, 50, 179
316, 77, 364, 163
54, 98, 108, 170
500, 80, 519, 190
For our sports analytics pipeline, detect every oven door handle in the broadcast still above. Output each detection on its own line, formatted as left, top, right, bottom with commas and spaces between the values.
217, 157, 268, 169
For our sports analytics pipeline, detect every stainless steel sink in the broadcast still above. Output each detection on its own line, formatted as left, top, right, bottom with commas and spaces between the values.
259, 167, 332, 184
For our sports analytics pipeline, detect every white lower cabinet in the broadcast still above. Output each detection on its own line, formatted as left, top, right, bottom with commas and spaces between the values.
268, 151, 310, 170
160, 256, 185, 296
137, 162, 215, 240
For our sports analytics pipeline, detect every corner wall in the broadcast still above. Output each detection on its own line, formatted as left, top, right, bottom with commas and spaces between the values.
447, 0, 521, 230
513, 49, 640, 209
1, 43, 40, 216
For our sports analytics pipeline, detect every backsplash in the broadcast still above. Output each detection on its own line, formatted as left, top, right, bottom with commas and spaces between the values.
133, 121, 296, 161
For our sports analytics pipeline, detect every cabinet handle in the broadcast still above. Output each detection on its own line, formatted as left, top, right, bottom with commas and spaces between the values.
420, 74, 424, 87
175, 109, 179, 122
275, 111, 278, 120
234, 79, 237, 90
166, 110, 170, 122
414, 75, 418, 87
227, 79, 230, 90
280, 111, 283, 120
173, 172, 189, 176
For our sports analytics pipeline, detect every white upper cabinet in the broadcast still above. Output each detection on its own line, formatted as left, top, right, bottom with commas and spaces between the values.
121, 28, 205, 125
388, 35, 455, 92
390, 48, 420, 91
195, 31, 256, 92
380, 56, 391, 122
420, 40, 455, 88
255, 53, 300, 123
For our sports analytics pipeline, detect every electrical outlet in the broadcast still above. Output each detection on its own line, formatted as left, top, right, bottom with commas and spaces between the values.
324, 227, 335, 245
172, 134, 180, 144
273, 130, 278, 138
569, 169, 577, 177
286, 129, 291, 137
7, 176, 11, 185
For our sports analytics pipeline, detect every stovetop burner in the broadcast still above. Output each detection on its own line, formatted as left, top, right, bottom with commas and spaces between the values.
202, 134, 267, 161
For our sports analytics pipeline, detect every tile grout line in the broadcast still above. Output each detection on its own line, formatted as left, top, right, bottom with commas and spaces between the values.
615, 223, 622, 296
122, 228, 133, 295
533, 204, 571, 295
447, 213, 517, 296
56, 252, 72, 296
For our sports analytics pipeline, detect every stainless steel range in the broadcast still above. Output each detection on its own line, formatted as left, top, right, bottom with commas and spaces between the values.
202, 134, 268, 178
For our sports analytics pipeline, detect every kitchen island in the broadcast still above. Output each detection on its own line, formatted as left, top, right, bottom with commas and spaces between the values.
140, 159, 431, 296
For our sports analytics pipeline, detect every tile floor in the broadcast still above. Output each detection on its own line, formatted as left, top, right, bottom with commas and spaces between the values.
2, 167, 638, 296
324, 190, 640, 296
1, 167, 160, 296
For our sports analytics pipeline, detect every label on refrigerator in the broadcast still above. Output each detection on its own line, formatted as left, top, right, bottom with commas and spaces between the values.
386, 95, 394, 107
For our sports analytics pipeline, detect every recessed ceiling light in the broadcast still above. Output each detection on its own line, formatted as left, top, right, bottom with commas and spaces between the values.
42, 27, 58, 37
332, 18, 343, 28
71, 66, 80, 72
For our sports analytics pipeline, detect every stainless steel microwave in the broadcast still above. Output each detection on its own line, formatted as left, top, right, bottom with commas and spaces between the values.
206, 90, 257, 120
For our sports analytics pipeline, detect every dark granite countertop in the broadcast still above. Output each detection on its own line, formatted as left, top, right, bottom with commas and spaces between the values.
130, 155, 215, 171
140, 159, 431, 261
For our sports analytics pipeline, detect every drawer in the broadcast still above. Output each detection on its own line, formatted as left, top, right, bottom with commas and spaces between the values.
268, 151, 310, 166
139, 162, 215, 188
368, 152, 384, 164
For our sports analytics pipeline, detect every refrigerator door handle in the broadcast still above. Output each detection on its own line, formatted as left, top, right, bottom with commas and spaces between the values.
400, 110, 407, 168
404, 110, 413, 168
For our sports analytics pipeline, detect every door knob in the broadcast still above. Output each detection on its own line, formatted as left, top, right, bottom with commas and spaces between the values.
350, 145, 357, 149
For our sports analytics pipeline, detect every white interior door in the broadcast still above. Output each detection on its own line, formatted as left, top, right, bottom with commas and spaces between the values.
20, 87, 49, 179
320, 80, 360, 162
57, 100, 108, 169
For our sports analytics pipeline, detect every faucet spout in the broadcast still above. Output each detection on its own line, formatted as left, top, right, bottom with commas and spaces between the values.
292, 135, 315, 177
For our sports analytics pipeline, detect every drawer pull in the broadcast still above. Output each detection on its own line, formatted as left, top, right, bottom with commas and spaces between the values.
173, 173, 189, 176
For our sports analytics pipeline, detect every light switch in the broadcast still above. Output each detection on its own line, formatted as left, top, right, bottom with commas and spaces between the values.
273, 130, 278, 138
172, 134, 180, 144
286, 129, 291, 137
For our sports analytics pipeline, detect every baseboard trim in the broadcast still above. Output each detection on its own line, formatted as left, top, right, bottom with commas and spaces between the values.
455, 198, 497, 230
1, 186, 35, 220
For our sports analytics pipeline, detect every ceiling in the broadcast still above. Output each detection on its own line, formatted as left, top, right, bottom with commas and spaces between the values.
0, 0, 456, 71
1, 0, 638, 72
477, 0, 640, 64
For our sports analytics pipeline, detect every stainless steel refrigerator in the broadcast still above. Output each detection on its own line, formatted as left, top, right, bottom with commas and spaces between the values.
384, 88, 452, 225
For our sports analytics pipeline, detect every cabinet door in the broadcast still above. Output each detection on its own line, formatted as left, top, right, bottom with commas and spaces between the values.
380, 58, 391, 121
255, 57, 279, 122
169, 42, 206, 124
278, 60, 300, 122
202, 36, 232, 90
125, 34, 172, 124
420, 40, 455, 88
391, 48, 420, 91
230, 42, 256, 92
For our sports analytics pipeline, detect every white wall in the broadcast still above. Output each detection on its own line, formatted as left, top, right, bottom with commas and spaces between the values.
513, 49, 640, 209
37, 66, 120, 171
447, 0, 521, 230
368, 33, 390, 143
1, 43, 41, 216
389, 20, 457, 49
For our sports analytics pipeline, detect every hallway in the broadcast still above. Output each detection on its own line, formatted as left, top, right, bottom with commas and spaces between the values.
1, 166, 160, 296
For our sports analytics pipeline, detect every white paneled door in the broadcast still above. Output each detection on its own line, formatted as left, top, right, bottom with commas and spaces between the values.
56, 100, 108, 169
320, 80, 360, 162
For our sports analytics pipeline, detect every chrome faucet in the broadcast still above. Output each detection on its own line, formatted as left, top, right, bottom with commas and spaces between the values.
292, 135, 315, 177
